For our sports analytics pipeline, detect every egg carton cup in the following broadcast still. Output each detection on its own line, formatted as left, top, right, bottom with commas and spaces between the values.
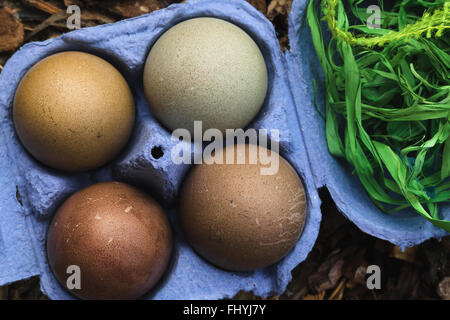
0, 0, 447, 300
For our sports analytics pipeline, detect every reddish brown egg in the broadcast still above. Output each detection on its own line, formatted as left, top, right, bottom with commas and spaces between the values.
47, 182, 172, 300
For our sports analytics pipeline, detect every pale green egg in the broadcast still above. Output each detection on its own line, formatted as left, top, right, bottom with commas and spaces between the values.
143, 17, 268, 134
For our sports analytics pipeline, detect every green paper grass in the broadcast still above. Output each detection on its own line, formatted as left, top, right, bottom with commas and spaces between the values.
307, 0, 450, 231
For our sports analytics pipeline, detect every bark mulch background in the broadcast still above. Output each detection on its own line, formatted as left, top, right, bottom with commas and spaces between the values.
0, 0, 449, 300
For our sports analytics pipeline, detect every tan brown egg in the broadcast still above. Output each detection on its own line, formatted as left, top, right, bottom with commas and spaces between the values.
179, 144, 307, 271
46, 182, 172, 300
13, 51, 135, 172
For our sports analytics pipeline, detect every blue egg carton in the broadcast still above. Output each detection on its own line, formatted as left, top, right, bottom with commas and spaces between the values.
0, 0, 447, 300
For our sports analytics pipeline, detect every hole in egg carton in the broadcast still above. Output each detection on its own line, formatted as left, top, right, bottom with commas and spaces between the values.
151, 146, 164, 159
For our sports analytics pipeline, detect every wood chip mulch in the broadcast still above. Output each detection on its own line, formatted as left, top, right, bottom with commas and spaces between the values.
0, 0, 449, 300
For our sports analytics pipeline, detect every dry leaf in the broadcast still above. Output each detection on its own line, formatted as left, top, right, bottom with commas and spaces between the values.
302, 291, 325, 300
64, 0, 83, 6
374, 239, 393, 253
247, 0, 266, 15
0, 7, 24, 52
308, 258, 344, 292
105, 0, 161, 18
24, 10, 68, 41
389, 245, 417, 264
21, 0, 62, 14
353, 265, 367, 285
290, 287, 308, 300
63, 1, 117, 26
328, 279, 346, 300
266, 0, 292, 21
64, 0, 181, 19
0, 285, 8, 300
437, 277, 450, 300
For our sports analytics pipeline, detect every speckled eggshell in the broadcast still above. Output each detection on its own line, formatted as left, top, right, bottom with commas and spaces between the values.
13, 51, 135, 172
179, 144, 307, 271
143, 17, 268, 134
46, 182, 172, 300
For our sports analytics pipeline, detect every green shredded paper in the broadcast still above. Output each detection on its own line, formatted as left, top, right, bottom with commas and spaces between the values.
306, 0, 450, 231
